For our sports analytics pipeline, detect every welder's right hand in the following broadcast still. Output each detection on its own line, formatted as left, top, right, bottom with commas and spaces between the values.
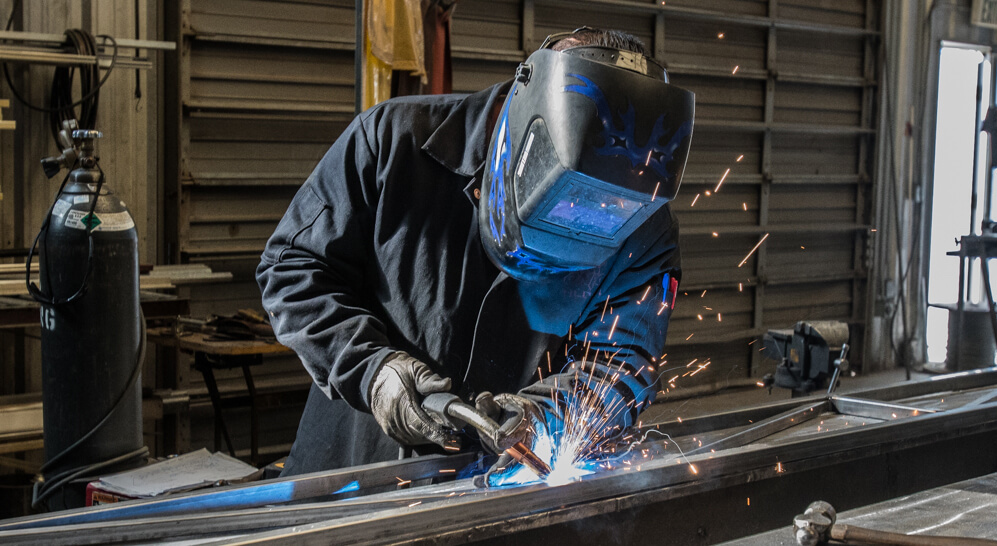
370, 352, 457, 447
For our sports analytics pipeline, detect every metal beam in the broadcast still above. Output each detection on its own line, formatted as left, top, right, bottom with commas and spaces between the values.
0, 452, 480, 532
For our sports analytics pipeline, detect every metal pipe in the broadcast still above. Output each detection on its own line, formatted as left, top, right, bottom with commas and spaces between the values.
969, 59, 986, 302
354, 0, 363, 116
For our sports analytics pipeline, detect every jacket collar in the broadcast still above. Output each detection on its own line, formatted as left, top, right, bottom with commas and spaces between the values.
423, 80, 513, 178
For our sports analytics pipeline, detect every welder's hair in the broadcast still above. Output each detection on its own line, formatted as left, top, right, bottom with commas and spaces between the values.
548, 28, 649, 57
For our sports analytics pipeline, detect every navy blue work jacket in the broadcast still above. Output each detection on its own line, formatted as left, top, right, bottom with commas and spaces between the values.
257, 81, 681, 468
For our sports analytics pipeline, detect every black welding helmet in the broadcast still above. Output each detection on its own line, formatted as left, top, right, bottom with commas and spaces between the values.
479, 35, 695, 281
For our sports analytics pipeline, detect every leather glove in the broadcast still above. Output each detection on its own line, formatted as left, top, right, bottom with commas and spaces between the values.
370, 352, 457, 447
473, 392, 546, 454
519, 369, 625, 443
472, 392, 550, 488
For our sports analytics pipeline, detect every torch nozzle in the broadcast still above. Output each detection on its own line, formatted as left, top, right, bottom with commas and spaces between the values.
506, 441, 552, 480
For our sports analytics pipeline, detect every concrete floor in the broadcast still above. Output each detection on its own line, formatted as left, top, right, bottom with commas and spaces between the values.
641, 367, 933, 424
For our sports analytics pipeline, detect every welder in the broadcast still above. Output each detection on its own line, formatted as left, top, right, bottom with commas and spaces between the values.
257, 27, 694, 481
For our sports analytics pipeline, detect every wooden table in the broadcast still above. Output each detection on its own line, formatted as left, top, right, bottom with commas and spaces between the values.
146, 327, 293, 465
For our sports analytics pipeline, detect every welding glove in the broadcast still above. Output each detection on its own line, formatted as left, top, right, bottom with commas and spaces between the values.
473, 392, 545, 454
469, 392, 552, 487
519, 365, 629, 443
473, 452, 518, 488
370, 352, 458, 447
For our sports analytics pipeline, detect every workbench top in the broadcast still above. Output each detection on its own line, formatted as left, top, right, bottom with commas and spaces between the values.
724, 472, 997, 544
146, 326, 291, 357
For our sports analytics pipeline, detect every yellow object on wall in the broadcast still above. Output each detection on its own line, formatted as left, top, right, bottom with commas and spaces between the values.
362, 0, 427, 110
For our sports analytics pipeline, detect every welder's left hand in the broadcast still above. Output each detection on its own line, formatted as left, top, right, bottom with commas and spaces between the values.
473, 392, 545, 454
471, 392, 551, 488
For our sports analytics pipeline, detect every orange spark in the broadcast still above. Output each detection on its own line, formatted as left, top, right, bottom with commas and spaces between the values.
652, 181, 660, 201
737, 233, 770, 268
715, 168, 730, 192
732, 65, 740, 74
736, 154, 744, 162
691, 193, 700, 206
608, 314, 621, 340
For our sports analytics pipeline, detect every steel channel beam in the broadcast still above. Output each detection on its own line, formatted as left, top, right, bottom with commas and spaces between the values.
192, 398, 997, 546
0, 452, 479, 532
831, 396, 937, 420
640, 367, 997, 437
5, 370, 995, 543
847, 367, 997, 401
686, 400, 829, 455
6, 393, 991, 546
961, 388, 997, 409
0, 483, 484, 546
0, 396, 997, 544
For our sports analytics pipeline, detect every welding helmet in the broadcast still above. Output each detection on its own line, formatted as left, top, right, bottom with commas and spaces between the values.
479, 31, 695, 281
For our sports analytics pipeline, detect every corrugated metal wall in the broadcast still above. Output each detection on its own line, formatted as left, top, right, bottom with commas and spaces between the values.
167, 0, 879, 457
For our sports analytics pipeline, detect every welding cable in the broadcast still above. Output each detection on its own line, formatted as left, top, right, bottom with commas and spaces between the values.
31, 446, 149, 509
1, 2, 119, 148
31, 310, 149, 508
26, 160, 105, 306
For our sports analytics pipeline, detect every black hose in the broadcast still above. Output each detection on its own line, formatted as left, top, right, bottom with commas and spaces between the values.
32, 310, 148, 508
26, 160, 104, 305
1, 2, 119, 148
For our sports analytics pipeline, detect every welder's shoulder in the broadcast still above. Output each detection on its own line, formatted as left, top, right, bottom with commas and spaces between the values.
357, 93, 469, 145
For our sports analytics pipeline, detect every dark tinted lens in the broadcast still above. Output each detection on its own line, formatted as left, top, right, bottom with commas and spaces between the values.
539, 182, 644, 238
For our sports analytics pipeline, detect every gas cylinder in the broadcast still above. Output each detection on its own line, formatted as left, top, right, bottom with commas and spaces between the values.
35, 130, 143, 508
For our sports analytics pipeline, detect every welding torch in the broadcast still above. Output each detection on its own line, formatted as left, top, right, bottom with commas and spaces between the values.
422, 392, 552, 480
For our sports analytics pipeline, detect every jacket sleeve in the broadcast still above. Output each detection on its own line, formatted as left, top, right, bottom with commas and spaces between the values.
256, 115, 393, 412
567, 207, 681, 431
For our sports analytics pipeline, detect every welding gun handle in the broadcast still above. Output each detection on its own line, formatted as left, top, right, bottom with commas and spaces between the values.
421, 393, 464, 428
421, 393, 502, 441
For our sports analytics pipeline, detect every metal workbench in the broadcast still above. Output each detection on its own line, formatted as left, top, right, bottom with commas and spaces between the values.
1, 367, 996, 545
725, 472, 997, 544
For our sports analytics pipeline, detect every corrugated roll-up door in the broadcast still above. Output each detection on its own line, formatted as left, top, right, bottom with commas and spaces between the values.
166, 0, 879, 455
165, 0, 359, 459
445, 0, 879, 392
